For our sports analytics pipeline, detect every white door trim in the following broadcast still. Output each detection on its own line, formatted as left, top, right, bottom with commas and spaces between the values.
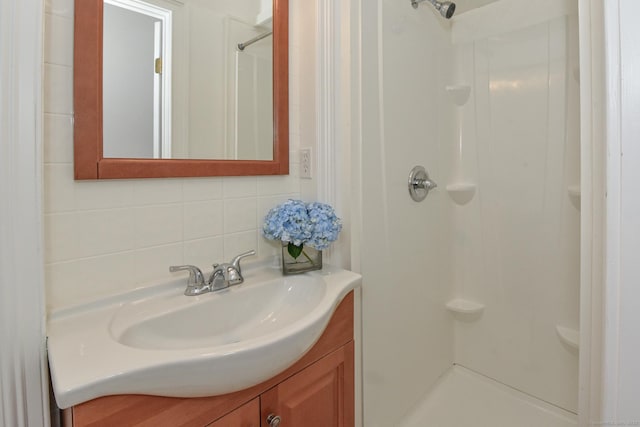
597, 0, 640, 422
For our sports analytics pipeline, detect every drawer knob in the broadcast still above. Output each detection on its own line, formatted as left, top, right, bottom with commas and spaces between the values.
266, 413, 281, 427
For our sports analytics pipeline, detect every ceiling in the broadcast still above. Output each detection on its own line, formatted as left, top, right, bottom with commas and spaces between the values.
453, 0, 501, 15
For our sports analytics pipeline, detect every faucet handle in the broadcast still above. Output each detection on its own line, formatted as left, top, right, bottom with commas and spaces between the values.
169, 265, 205, 287
219, 250, 255, 286
230, 250, 256, 274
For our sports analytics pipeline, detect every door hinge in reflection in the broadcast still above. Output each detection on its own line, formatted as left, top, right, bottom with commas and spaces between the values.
155, 58, 163, 74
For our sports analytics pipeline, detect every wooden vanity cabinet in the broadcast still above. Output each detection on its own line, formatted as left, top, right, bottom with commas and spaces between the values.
260, 342, 354, 427
63, 292, 354, 427
206, 398, 258, 427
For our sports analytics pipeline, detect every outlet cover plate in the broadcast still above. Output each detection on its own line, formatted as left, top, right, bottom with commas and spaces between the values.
300, 148, 312, 179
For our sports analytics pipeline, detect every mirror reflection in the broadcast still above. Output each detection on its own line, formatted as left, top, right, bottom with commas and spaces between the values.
102, 0, 274, 161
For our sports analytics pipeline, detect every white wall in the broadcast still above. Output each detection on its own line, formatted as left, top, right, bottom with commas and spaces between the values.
449, 0, 580, 413
43, 0, 315, 312
359, 0, 455, 425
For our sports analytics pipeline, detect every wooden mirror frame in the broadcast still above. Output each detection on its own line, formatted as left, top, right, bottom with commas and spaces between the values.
74, 0, 288, 179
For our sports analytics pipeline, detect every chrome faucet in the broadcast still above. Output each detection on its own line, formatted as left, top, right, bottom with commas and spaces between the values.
209, 250, 256, 291
170, 250, 256, 296
169, 264, 208, 296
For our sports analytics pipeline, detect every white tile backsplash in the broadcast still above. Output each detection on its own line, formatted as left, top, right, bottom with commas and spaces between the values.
223, 198, 258, 234
44, 163, 75, 213
222, 176, 258, 199
133, 205, 184, 248
257, 194, 297, 223
257, 163, 301, 196
223, 231, 259, 261
257, 231, 283, 262
43, 113, 74, 163
43, 0, 308, 311
134, 244, 185, 284
46, 209, 136, 263
44, 13, 73, 66
183, 236, 224, 269
182, 177, 224, 201
132, 179, 184, 206
45, 253, 135, 309
44, 64, 73, 115
183, 200, 224, 240
74, 180, 136, 211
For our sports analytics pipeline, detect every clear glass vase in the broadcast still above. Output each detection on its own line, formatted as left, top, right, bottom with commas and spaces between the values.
281, 242, 322, 275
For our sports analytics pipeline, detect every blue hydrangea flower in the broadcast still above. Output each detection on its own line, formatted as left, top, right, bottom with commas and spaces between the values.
262, 200, 342, 250
262, 199, 312, 246
306, 202, 342, 250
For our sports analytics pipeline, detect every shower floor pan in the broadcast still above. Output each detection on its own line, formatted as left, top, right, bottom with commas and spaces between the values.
399, 365, 577, 427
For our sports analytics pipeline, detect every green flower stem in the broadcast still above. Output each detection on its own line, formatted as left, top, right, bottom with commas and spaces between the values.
301, 249, 316, 266
287, 242, 317, 266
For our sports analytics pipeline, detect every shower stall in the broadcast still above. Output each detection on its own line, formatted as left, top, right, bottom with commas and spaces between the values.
358, 0, 581, 425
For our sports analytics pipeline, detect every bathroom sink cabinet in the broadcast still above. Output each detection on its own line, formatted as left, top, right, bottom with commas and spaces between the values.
208, 398, 258, 427
62, 292, 354, 427
260, 341, 354, 427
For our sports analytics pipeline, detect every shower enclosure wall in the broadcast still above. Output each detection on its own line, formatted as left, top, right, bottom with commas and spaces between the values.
359, 0, 580, 425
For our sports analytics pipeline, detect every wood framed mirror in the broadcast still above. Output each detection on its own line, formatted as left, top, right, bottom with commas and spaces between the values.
74, 0, 288, 179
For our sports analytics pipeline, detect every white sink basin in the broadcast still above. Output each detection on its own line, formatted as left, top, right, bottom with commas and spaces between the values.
47, 264, 361, 409
111, 274, 326, 350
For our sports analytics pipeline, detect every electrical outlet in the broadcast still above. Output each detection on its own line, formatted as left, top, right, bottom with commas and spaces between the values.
300, 148, 312, 179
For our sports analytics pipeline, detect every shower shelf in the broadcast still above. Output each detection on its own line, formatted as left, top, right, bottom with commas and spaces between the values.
446, 299, 485, 315
446, 183, 476, 205
445, 85, 471, 106
556, 326, 580, 350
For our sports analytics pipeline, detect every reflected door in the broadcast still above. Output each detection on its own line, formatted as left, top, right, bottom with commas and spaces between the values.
103, 0, 171, 158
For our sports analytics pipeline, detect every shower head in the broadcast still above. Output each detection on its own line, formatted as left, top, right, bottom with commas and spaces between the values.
411, 0, 456, 19
434, 1, 456, 19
